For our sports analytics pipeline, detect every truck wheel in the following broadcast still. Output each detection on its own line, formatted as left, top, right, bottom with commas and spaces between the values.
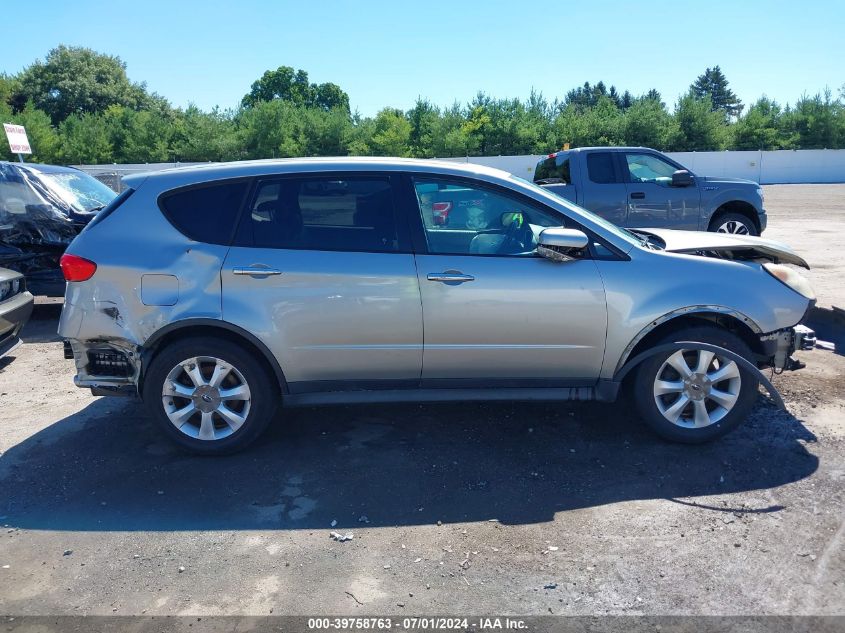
632, 326, 759, 443
143, 337, 278, 455
711, 212, 758, 236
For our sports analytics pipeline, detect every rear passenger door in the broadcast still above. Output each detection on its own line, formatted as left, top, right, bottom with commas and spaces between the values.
580, 151, 627, 226
221, 173, 423, 391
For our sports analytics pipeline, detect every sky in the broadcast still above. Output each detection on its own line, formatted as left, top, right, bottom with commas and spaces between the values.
4, 0, 844, 117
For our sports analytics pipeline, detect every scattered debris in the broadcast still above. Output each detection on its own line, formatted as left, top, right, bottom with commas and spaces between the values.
345, 591, 364, 606
358, 515, 370, 524
397, 602, 405, 608
548, 546, 559, 552
383, 564, 391, 569
437, 520, 442, 526
178, 566, 185, 573
414, 558, 422, 563
330, 532, 354, 542
63, 550, 73, 556
544, 583, 558, 590
132, 554, 140, 559
330, 520, 337, 527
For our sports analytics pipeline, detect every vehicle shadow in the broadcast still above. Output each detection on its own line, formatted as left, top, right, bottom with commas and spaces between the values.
20, 301, 63, 344
0, 394, 818, 532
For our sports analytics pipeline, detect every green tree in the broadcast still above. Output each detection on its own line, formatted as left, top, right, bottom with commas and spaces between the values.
670, 91, 728, 151
171, 105, 241, 162
369, 108, 411, 156
58, 112, 114, 163
407, 98, 440, 157
730, 97, 783, 150
782, 90, 842, 149
691, 66, 743, 119
622, 97, 677, 148
241, 66, 350, 112
13, 45, 154, 125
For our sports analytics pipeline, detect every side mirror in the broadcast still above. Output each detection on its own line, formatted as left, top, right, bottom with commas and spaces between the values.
671, 169, 693, 187
537, 228, 589, 262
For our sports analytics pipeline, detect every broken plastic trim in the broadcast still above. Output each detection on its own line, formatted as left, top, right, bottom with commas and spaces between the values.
613, 340, 786, 410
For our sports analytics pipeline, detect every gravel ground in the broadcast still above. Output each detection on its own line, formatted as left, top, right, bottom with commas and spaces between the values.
0, 185, 842, 617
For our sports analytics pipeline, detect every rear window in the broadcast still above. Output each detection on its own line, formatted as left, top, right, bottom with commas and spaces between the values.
534, 154, 571, 184
586, 152, 618, 184
159, 180, 249, 245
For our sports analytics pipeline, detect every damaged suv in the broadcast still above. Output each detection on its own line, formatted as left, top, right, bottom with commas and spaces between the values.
58, 158, 816, 454
0, 161, 116, 296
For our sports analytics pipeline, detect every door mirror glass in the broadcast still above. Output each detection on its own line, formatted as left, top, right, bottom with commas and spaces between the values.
537, 228, 589, 262
671, 169, 694, 187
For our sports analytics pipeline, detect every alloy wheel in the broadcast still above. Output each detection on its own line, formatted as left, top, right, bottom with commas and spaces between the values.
652, 348, 742, 428
716, 220, 751, 235
161, 356, 251, 440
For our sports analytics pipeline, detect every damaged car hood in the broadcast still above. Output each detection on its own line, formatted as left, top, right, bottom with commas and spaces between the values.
636, 228, 810, 269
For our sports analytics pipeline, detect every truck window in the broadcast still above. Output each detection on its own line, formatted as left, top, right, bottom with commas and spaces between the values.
624, 153, 678, 184
586, 153, 618, 184
534, 154, 570, 184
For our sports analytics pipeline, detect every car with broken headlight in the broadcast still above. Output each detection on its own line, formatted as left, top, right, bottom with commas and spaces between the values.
57, 158, 815, 454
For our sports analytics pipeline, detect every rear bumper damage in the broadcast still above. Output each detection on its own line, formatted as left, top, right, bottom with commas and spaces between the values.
64, 338, 141, 397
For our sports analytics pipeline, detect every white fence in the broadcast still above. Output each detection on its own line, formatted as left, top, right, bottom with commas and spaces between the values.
74, 149, 845, 187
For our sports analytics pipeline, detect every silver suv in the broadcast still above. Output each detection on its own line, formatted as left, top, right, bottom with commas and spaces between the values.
58, 158, 816, 454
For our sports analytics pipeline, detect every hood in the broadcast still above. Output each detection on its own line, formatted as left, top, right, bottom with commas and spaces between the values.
636, 228, 809, 269
699, 175, 759, 186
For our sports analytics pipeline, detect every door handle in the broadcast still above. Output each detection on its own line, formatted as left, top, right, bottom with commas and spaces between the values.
427, 272, 475, 284
630, 192, 645, 199
233, 266, 283, 277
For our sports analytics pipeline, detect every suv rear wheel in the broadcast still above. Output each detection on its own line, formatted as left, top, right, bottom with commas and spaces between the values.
632, 326, 760, 443
143, 337, 277, 454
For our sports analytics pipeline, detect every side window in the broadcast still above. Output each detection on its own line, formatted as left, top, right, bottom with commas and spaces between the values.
625, 153, 678, 184
586, 152, 618, 184
534, 154, 570, 184
238, 176, 399, 252
160, 180, 248, 245
414, 177, 564, 256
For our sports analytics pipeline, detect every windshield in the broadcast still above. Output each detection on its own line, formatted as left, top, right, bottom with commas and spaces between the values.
37, 170, 117, 213
511, 175, 642, 248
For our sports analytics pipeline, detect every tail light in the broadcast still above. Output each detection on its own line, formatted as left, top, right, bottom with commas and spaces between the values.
60, 254, 97, 282
432, 201, 452, 226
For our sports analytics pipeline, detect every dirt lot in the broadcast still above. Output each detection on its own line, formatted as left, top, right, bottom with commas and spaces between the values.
0, 185, 843, 617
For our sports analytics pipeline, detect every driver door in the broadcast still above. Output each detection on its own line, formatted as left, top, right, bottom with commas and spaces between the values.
622, 151, 701, 229
407, 175, 608, 383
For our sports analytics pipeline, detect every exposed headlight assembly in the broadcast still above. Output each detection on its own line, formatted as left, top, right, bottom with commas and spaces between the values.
763, 263, 815, 300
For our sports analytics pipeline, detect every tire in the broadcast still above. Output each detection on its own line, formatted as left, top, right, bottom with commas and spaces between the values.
143, 336, 278, 455
632, 326, 760, 443
710, 212, 759, 237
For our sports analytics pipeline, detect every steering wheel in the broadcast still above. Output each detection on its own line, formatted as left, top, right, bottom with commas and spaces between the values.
497, 216, 526, 254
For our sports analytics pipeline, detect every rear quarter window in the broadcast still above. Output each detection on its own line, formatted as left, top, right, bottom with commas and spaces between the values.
159, 180, 250, 245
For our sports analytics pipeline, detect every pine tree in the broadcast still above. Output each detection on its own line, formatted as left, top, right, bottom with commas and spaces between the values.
691, 66, 744, 119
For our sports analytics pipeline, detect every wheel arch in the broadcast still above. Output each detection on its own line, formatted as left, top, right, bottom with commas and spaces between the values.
139, 319, 288, 396
708, 200, 761, 233
615, 306, 765, 377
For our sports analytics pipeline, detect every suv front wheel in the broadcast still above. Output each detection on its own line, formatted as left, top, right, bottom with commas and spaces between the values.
633, 326, 760, 443
143, 337, 277, 454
